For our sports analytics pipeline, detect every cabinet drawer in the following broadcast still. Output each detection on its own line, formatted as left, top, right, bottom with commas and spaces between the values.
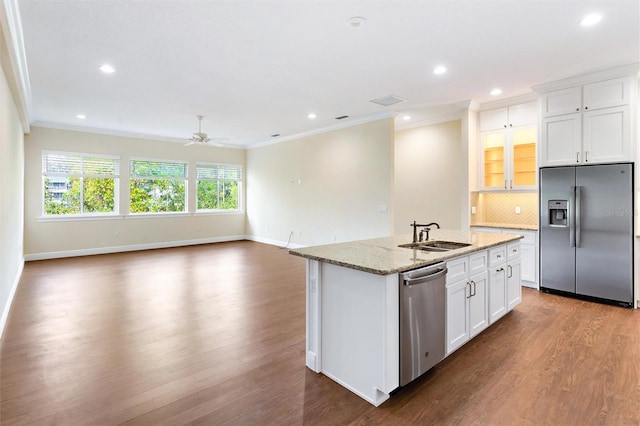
507, 243, 520, 260
446, 256, 468, 284
469, 250, 488, 275
489, 246, 507, 267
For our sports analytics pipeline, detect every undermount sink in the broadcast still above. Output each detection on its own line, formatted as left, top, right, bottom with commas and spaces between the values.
398, 240, 472, 252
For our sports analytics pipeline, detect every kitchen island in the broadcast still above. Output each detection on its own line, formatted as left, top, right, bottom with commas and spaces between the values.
289, 229, 523, 406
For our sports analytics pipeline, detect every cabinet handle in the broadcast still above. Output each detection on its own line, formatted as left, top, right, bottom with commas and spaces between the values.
576, 108, 580, 112
504, 180, 507, 190
510, 179, 513, 189
585, 106, 589, 110
497, 267, 504, 272
585, 151, 589, 163
576, 152, 580, 163
497, 254, 502, 259
507, 265, 513, 278
471, 280, 477, 296
504, 124, 507, 128
466, 282, 472, 299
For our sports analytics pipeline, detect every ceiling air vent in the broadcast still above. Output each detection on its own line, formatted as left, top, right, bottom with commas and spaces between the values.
335, 115, 349, 120
271, 133, 280, 137
370, 95, 406, 107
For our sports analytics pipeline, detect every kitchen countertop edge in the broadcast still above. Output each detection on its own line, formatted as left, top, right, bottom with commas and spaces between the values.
289, 229, 524, 276
471, 223, 538, 231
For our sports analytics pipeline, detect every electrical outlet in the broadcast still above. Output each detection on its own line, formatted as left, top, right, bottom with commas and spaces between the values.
515, 206, 521, 214
471, 206, 477, 214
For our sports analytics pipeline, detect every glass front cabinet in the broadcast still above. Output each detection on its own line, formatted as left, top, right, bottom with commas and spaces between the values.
480, 102, 537, 191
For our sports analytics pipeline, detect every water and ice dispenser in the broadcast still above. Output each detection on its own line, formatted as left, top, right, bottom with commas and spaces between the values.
548, 200, 568, 227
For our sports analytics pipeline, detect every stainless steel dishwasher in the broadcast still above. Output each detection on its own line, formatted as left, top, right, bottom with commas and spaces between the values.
399, 262, 447, 386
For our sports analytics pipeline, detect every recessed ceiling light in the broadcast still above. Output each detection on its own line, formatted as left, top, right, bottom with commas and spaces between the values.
433, 65, 447, 75
580, 13, 603, 26
308, 113, 317, 119
402, 115, 411, 121
76, 114, 86, 119
99, 64, 115, 74
490, 88, 503, 96
346, 16, 366, 28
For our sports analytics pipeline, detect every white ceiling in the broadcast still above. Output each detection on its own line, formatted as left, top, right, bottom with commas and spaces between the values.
16, 0, 640, 148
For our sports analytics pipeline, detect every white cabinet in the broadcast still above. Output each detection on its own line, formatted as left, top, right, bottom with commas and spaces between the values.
471, 227, 538, 288
480, 102, 537, 190
488, 246, 508, 323
446, 251, 489, 355
507, 243, 522, 310
539, 76, 634, 167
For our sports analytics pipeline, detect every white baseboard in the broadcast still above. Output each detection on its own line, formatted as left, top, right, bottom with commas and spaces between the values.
24, 235, 248, 261
246, 235, 305, 249
1, 257, 24, 339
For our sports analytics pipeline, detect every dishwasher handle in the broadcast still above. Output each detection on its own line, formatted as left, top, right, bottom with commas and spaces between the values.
403, 267, 448, 286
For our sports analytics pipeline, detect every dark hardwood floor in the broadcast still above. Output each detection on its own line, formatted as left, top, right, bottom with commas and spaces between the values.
1, 241, 639, 425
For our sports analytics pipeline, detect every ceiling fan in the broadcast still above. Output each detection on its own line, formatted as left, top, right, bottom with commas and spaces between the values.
185, 115, 228, 147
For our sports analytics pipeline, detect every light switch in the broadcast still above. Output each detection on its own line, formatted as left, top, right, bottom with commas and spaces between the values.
471, 206, 477, 214
515, 206, 521, 214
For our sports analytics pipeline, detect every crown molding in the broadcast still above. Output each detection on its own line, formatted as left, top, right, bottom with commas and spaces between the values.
31, 121, 247, 150
248, 111, 395, 149
0, 0, 31, 132
478, 92, 538, 111
532, 63, 640, 94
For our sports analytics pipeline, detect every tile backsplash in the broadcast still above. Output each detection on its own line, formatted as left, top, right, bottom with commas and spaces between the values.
470, 192, 538, 226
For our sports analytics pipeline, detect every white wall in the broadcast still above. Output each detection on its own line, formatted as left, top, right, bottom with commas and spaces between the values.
246, 119, 394, 246
24, 127, 246, 259
0, 61, 25, 336
394, 120, 464, 233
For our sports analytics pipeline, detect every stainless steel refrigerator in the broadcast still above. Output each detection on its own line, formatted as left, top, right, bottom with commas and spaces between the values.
539, 163, 634, 307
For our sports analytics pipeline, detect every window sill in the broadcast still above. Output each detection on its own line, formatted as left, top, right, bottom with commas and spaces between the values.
194, 210, 244, 216
36, 214, 124, 222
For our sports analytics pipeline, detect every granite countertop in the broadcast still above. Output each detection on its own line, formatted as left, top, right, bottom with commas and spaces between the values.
471, 222, 538, 231
289, 229, 523, 275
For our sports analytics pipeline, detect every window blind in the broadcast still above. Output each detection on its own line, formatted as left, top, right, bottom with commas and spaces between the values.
196, 164, 242, 181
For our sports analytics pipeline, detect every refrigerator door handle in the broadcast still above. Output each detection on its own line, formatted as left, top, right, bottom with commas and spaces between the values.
569, 186, 576, 247
575, 186, 582, 247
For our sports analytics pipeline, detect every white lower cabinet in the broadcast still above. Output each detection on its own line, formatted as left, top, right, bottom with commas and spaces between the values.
446, 242, 522, 356
471, 227, 538, 288
488, 246, 508, 324
446, 251, 489, 355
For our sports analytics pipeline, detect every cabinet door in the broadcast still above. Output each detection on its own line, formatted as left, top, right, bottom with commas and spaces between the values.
582, 105, 631, 164
583, 77, 631, 111
489, 264, 507, 324
507, 258, 522, 311
510, 125, 537, 189
520, 243, 537, 285
541, 87, 581, 117
508, 102, 537, 127
540, 113, 582, 167
468, 271, 489, 338
480, 107, 508, 131
480, 130, 507, 189
446, 279, 470, 355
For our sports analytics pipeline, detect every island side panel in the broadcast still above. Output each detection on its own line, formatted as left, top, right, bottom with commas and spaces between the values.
306, 259, 321, 372
319, 262, 399, 406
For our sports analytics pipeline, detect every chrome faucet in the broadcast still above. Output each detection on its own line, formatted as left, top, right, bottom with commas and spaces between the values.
411, 221, 441, 243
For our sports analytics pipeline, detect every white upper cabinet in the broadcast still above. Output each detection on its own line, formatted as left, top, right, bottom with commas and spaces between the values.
583, 77, 632, 111
540, 87, 581, 117
538, 75, 636, 167
480, 102, 537, 131
479, 101, 537, 190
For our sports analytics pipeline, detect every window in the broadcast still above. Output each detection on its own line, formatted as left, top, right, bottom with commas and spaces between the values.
42, 151, 119, 216
196, 163, 242, 212
129, 159, 187, 213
